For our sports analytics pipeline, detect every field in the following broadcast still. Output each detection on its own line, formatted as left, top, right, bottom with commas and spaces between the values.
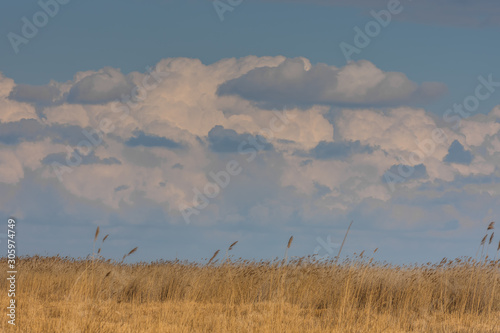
1, 230, 499, 332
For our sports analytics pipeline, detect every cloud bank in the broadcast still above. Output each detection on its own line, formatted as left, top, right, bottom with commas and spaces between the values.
218, 59, 447, 107
1, 56, 499, 262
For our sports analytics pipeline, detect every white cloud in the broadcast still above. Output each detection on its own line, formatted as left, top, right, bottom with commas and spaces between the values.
0, 149, 24, 184
44, 104, 91, 128
0, 58, 498, 234
0, 74, 38, 123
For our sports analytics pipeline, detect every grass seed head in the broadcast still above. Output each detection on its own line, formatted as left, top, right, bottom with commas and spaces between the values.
122, 247, 138, 261
94, 226, 100, 242
127, 247, 138, 256
208, 250, 220, 264
228, 241, 238, 251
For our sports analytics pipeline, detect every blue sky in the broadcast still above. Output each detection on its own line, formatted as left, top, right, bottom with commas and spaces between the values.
0, 0, 499, 264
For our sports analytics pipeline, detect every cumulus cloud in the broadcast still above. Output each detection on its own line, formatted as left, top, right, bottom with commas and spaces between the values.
0, 150, 24, 184
125, 131, 185, 150
0, 74, 38, 122
383, 163, 428, 183
0, 119, 44, 145
7, 67, 135, 107
0, 119, 97, 147
0, 56, 498, 244
9, 83, 62, 104
207, 125, 272, 153
67, 67, 134, 104
42, 151, 121, 166
218, 59, 447, 107
459, 113, 500, 147
308, 140, 373, 160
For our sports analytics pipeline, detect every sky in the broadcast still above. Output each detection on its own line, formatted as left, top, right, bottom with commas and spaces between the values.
0, 0, 499, 264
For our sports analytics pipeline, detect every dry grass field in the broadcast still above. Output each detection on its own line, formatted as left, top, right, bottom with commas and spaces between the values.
1, 227, 499, 333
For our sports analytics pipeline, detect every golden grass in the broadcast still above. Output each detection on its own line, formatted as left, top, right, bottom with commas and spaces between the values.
0, 254, 498, 332
1, 225, 499, 332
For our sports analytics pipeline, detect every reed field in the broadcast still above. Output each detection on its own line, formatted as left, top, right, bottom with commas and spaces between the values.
1, 226, 499, 333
